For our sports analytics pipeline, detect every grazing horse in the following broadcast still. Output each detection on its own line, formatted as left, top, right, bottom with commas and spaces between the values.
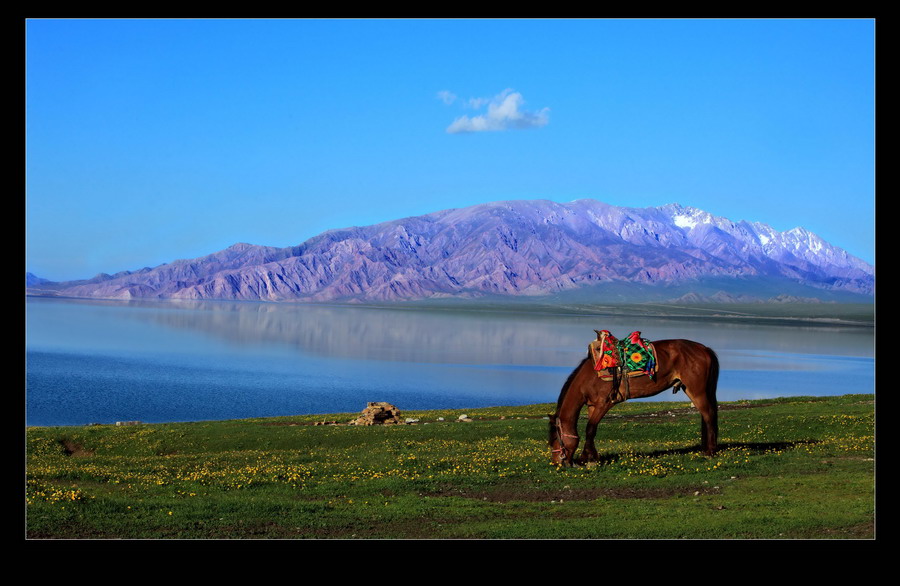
549, 339, 719, 466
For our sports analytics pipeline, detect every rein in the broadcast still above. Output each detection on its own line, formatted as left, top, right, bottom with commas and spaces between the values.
551, 374, 580, 463
552, 416, 579, 462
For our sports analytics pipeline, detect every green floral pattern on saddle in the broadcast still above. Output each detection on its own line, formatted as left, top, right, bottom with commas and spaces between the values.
590, 330, 657, 379
619, 331, 657, 377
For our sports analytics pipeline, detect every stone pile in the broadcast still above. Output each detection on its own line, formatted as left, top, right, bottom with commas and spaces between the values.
349, 402, 404, 426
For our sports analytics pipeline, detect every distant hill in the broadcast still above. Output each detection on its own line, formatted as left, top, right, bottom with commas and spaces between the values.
26, 273, 51, 287
25, 199, 874, 303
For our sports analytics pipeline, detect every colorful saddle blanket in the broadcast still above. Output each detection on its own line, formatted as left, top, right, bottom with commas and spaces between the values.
589, 330, 657, 380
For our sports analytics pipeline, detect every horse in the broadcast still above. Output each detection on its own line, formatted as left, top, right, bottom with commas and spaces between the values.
549, 338, 720, 467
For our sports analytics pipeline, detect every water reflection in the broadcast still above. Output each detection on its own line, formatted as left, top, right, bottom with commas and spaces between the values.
25, 297, 874, 425
27, 297, 874, 365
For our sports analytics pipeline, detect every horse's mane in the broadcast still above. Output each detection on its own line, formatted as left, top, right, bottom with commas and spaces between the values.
556, 352, 590, 411
549, 352, 590, 445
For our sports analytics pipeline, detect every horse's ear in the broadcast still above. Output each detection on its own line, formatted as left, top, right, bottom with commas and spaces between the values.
593, 329, 603, 339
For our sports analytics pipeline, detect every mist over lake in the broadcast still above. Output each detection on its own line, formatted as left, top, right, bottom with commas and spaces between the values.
25, 297, 874, 427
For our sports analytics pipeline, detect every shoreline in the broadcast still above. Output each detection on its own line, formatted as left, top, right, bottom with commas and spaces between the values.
26, 293, 875, 328
24, 392, 875, 430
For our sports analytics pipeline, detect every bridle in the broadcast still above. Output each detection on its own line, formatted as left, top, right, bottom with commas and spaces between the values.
551, 416, 579, 464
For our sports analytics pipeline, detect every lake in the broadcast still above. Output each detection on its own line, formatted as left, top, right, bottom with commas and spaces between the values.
24, 297, 875, 427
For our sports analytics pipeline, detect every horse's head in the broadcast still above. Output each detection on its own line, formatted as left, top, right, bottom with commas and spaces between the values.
547, 413, 570, 466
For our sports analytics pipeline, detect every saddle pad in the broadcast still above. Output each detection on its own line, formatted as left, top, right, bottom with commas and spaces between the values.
620, 331, 657, 378
590, 330, 657, 379
589, 330, 620, 371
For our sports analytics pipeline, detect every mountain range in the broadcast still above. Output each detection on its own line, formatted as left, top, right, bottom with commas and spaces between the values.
25, 199, 874, 303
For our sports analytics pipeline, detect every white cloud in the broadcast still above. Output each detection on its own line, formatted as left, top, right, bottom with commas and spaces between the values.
436, 90, 457, 105
444, 89, 549, 134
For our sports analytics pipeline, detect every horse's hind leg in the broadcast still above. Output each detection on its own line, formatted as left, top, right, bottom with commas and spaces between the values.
578, 402, 613, 464
684, 383, 718, 456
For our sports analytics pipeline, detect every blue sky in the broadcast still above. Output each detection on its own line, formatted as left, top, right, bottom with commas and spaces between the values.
26, 18, 875, 281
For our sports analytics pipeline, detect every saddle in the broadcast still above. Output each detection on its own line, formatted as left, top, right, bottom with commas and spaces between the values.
589, 330, 657, 387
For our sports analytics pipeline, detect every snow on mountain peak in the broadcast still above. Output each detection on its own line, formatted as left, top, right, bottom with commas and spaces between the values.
660, 203, 712, 231
673, 213, 699, 229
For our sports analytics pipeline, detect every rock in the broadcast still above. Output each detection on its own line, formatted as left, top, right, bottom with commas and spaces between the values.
349, 402, 403, 426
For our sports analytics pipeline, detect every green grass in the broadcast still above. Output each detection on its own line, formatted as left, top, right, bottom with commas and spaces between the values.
25, 394, 874, 539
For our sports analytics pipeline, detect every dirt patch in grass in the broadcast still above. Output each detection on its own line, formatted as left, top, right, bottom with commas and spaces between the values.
259, 404, 767, 428
198, 518, 441, 539
777, 520, 875, 540
717, 402, 776, 411
814, 521, 875, 539
302, 519, 443, 539
261, 420, 349, 427
59, 439, 93, 458
201, 521, 309, 539
609, 402, 773, 422
28, 526, 110, 539
423, 483, 706, 503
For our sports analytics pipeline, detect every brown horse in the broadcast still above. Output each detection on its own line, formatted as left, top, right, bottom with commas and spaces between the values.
549, 339, 719, 466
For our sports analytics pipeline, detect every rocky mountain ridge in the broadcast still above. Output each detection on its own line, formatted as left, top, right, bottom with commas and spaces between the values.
26, 199, 874, 303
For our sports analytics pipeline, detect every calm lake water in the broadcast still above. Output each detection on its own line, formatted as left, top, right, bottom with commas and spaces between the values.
25, 297, 875, 427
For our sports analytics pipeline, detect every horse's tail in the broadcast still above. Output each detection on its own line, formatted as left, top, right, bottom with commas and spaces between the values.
706, 346, 720, 408
705, 346, 720, 443
549, 353, 589, 446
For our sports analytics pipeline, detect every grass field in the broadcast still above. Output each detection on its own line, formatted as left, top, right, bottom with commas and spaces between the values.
25, 394, 875, 539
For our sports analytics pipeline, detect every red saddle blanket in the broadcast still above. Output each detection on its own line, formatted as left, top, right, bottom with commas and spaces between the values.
589, 330, 657, 379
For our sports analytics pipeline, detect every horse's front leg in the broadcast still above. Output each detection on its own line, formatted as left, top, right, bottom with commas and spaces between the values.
578, 402, 613, 464
556, 418, 580, 467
